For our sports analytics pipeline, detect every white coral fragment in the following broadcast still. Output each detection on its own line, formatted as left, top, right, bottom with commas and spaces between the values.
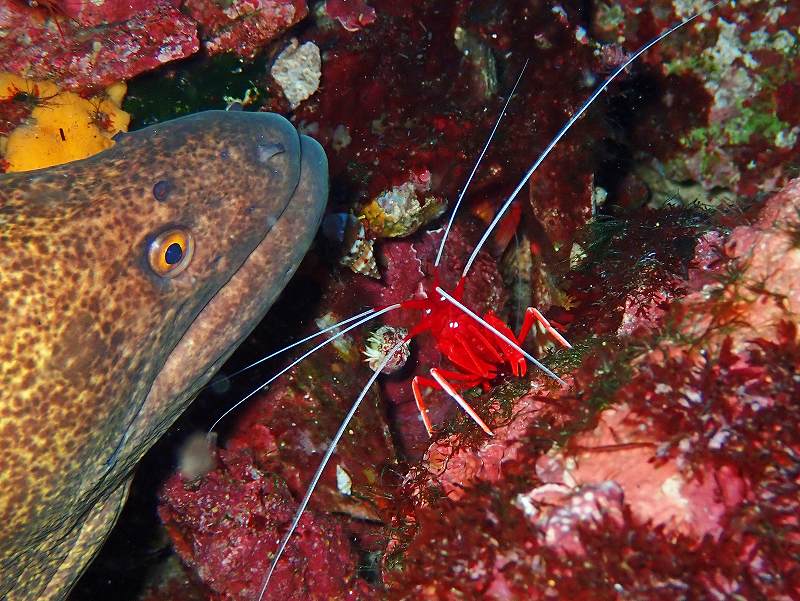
271, 39, 322, 109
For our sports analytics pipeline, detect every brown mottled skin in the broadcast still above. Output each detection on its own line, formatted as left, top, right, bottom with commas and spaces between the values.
0, 111, 328, 600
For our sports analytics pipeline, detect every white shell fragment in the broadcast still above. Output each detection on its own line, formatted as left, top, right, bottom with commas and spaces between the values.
340, 219, 380, 278
271, 39, 322, 109
336, 464, 352, 496
177, 432, 217, 481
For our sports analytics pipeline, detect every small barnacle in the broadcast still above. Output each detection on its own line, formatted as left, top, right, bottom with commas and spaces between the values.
340, 234, 379, 278
364, 325, 410, 374
335, 215, 379, 278
360, 169, 446, 238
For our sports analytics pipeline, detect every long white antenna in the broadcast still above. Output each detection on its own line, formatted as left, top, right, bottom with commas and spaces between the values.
206, 309, 376, 389
256, 335, 409, 601
208, 305, 399, 433
462, 2, 720, 277
434, 60, 529, 267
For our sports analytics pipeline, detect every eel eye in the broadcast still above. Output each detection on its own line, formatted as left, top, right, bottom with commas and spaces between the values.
148, 229, 194, 278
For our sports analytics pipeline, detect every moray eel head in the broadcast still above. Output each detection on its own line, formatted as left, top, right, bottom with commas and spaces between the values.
0, 111, 327, 600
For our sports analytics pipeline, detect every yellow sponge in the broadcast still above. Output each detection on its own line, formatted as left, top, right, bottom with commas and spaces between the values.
0, 73, 131, 172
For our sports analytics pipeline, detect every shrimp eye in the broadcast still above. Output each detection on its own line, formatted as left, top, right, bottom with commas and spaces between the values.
148, 228, 194, 278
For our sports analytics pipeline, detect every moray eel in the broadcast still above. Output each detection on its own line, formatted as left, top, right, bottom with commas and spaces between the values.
0, 111, 328, 600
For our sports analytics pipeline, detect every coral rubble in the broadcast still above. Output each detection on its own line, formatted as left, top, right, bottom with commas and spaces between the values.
184, 0, 307, 58
0, 0, 199, 92
593, 0, 800, 197
270, 39, 322, 109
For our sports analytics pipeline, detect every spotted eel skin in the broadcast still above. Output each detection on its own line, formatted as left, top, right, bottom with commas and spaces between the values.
0, 111, 328, 600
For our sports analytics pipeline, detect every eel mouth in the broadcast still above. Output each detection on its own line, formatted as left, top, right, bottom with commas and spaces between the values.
112, 130, 328, 469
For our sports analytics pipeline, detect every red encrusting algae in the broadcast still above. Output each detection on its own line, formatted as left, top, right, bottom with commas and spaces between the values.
159, 447, 378, 601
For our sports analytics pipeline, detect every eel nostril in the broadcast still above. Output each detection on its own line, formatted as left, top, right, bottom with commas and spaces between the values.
152, 179, 172, 202
256, 142, 285, 164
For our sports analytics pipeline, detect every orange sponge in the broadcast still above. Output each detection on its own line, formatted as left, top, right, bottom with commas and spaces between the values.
0, 73, 130, 172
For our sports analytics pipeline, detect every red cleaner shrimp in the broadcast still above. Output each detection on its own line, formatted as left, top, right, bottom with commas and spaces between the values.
205, 4, 721, 599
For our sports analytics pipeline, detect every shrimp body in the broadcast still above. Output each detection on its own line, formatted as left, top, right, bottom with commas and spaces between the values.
401, 272, 569, 436
407, 277, 523, 382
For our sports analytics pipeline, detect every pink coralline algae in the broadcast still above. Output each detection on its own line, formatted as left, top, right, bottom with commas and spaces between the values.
154, 224, 510, 596
149, 1, 800, 598
536, 404, 750, 543
286, 0, 607, 266
51, 0, 157, 27
157, 329, 395, 599
221, 339, 397, 522
159, 448, 374, 601
0, 0, 308, 92
184, 0, 307, 58
409, 387, 550, 503
0, 0, 199, 92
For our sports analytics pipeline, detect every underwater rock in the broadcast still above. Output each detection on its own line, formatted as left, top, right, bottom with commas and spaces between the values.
516, 480, 627, 557
136, 554, 211, 601
616, 271, 684, 337
677, 176, 800, 347
184, 0, 307, 57
147, 3, 800, 598
290, 0, 603, 265
221, 339, 397, 522
0, 0, 198, 92
410, 384, 550, 502
158, 326, 395, 599
159, 448, 373, 601
593, 0, 800, 197
545, 403, 750, 542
